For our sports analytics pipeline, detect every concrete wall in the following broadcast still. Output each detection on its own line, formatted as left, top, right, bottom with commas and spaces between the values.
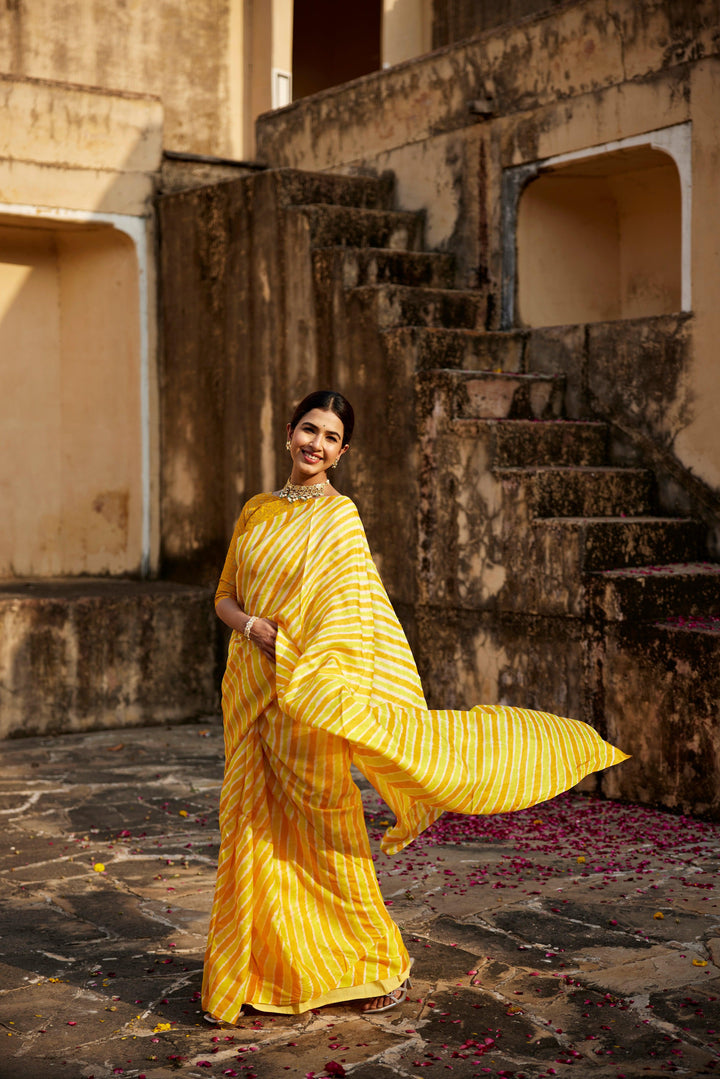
256, 0, 720, 508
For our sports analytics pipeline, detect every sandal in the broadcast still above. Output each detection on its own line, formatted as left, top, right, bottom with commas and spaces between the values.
363, 980, 409, 1013
362, 959, 414, 1014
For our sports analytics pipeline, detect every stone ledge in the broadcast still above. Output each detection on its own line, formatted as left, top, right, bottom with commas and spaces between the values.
0, 580, 218, 739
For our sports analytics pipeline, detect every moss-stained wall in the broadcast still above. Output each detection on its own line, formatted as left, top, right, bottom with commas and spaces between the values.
432, 0, 568, 48
158, 170, 421, 605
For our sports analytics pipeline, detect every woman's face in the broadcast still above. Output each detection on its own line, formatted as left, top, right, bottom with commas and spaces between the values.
287, 408, 347, 484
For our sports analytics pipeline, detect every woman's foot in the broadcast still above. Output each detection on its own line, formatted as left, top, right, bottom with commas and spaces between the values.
360, 980, 409, 1014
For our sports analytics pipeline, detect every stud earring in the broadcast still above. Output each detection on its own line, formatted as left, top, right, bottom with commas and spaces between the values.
285, 440, 291, 451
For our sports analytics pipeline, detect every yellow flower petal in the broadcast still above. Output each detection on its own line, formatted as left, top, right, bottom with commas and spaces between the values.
576, 856, 586, 864
178, 810, 188, 817
692, 959, 708, 967
93, 863, 106, 873
153, 1022, 172, 1033
653, 911, 665, 919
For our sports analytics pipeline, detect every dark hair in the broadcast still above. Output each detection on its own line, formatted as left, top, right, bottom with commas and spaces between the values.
288, 389, 354, 446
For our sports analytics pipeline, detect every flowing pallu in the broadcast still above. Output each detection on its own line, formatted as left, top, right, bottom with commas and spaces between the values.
202, 494, 628, 1020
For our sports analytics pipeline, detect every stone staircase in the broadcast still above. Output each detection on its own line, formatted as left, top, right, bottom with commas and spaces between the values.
158, 164, 720, 814
272, 167, 720, 817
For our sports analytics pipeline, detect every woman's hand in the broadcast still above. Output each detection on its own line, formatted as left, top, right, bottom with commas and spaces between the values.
249, 617, 278, 663
215, 599, 278, 664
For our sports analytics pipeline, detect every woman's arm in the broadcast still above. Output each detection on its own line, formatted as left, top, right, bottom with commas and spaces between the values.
215, 597, 278, 663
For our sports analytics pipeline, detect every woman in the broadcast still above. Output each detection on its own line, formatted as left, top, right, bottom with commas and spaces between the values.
202, 389, 627, 1022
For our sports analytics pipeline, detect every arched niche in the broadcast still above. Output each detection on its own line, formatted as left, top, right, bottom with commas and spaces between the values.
0, 216, 143, 577
515, 145, 683, 327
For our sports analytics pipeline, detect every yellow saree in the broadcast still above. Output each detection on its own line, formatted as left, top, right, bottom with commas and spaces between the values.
202, 493, 628, 1021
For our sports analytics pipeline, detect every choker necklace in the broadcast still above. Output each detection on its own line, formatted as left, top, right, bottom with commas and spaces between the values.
279, 477, 329, 502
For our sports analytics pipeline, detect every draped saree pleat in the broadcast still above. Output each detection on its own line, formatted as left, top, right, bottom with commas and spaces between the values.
202, 494, 628, 1020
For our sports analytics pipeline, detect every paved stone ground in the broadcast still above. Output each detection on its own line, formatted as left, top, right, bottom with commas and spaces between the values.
1, 721, 720, 1079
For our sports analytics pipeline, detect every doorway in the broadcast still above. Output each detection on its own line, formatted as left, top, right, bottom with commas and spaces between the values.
292, 0, 382, 99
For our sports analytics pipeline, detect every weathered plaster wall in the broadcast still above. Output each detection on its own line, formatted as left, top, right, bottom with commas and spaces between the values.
0, 1, 237, 158
0, 76, 162, 216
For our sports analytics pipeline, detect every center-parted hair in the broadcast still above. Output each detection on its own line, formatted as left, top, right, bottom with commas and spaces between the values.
289, 390, 355, 447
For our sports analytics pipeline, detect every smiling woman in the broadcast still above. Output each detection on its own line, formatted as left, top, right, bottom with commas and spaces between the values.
202, 388, 628, 1023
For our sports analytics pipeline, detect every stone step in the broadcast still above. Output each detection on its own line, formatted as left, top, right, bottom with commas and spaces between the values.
534, 517, 703, 572
496, 466, 653, 517
446, 419, 608, 467
442, 369, 564, 420
350, 284, 486, 330
287, 204, 424, 250
312, 247, 455, 289
274, 167, 394, 209
382, 327, 525, 371
656, 617, 720, 630
655, 615, 720, 634
587, 562, 720, 621
600, 616, 720, 815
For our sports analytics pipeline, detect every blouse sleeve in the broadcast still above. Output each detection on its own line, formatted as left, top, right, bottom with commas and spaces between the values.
214, 510, 248, 606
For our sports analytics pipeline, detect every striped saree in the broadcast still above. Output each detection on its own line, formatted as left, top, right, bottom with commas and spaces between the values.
202, 493, 627, 1020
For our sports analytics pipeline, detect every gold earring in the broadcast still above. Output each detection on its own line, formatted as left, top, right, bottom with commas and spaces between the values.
330, 459, 339, 470
285, 439, 291, 451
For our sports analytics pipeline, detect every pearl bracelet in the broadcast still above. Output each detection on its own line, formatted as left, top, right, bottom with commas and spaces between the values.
244, 615, 257, 641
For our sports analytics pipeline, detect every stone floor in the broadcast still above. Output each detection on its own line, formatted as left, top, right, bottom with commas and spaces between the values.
1, 721, 719, 1079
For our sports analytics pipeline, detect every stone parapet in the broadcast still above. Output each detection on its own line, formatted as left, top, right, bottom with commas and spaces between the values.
0, 580, 218, 739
